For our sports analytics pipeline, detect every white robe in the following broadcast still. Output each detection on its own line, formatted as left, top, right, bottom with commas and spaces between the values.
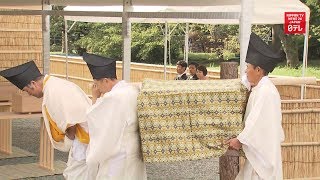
86, 80, 147, 180
42, 75, 97, 180
236, 76, 284, 180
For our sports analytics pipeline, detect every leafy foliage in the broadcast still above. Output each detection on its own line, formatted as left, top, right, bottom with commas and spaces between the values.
75, 23, 122, 59
132, 24, 165, 64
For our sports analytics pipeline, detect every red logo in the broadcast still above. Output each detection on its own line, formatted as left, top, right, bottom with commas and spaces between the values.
284, 12, 306, 34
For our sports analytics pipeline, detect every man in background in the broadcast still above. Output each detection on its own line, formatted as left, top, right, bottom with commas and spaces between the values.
174, 60, 188, 80
187, 62, 199, 80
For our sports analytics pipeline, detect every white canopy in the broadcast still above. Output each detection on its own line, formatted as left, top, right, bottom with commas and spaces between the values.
64, 0, 310, 24
0, 0, 240, 7
0, 0, 310, 24
64, 6, 241, 24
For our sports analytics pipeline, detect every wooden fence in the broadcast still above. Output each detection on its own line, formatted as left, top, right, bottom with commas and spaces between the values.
49, 55, 320, 179
281, 99, 320, 179
0, 15, 43, 84
50, 55, 319, 100
277, 85, 320, 100
50, 55, 220, 95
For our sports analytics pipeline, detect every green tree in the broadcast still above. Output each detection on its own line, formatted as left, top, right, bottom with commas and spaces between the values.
303, 0, 320, 40
131, 24, 164, 64
73, 23, 181, 64
50, 6, 64, 52
188, 24, 239, 60
75, 23, 122, 59
303, 0, 320, 59
132, 23, 182, 64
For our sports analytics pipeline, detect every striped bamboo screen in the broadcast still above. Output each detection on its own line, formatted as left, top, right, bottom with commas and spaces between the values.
281, 99, 320, 179
0, 15, 43, 83
276, 85, 320, 100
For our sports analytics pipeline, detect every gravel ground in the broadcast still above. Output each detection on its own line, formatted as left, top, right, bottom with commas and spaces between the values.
0, 119, 220, 180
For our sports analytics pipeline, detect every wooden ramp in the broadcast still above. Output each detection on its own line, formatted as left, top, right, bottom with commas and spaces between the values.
0, 146, 35, 159
0, 160, 66, 179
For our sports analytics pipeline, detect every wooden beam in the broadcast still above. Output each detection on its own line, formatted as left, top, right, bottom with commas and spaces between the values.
270, 77, 317, 85
281, 142, 320, 147
282, 108, 320, 114
0, 112, 42, 120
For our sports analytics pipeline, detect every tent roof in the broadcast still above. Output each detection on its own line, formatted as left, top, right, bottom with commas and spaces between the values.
62, 0, 310, 25
64, 5, 240, 24
0, 0, 310, 24
0, 0, 240, 7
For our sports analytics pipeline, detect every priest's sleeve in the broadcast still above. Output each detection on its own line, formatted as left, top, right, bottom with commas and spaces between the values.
85, 93, 127, 165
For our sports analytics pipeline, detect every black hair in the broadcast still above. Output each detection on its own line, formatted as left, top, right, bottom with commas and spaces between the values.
188, 62, 199, 68
197, 65, 208, 76
176, 60, 188, 68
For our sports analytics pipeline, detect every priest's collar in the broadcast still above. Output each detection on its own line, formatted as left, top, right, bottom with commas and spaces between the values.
252, 76, 269, 91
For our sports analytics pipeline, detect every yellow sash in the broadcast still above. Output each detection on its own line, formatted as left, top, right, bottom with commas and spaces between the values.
43, 75, 90, 144
75, 124, 90, 144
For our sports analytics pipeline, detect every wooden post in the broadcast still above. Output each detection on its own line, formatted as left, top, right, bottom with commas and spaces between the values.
219, 61, 239, 180
39, 117, 54, 170
220, 62, 239, 79
0, 102, 12, 154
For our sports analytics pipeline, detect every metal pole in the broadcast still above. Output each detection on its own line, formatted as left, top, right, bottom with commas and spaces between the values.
64, 19, 69, 80
164, 22, 168, 80
168, 24, 171, 65
122, 0, 132, 82
68, 21, 77, 33
239, 0, 253, 77
42, 3, 51, 75
185, 23, 189, 63
300, 21, 309, 99
168, 23, 179, 65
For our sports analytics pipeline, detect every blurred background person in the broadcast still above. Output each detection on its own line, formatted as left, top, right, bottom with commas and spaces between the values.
187, 62, 199, 80
174, 60, 188, 80
196, 65, 209, 80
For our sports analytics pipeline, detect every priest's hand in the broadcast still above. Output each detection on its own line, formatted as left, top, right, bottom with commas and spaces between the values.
65, 125, 76, 140
91, 84, 101, 104
225, 138, 242, 150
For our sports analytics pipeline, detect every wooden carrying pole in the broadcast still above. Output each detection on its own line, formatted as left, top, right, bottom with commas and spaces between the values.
270, 77, 317, 85
219, 62, 239, 180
